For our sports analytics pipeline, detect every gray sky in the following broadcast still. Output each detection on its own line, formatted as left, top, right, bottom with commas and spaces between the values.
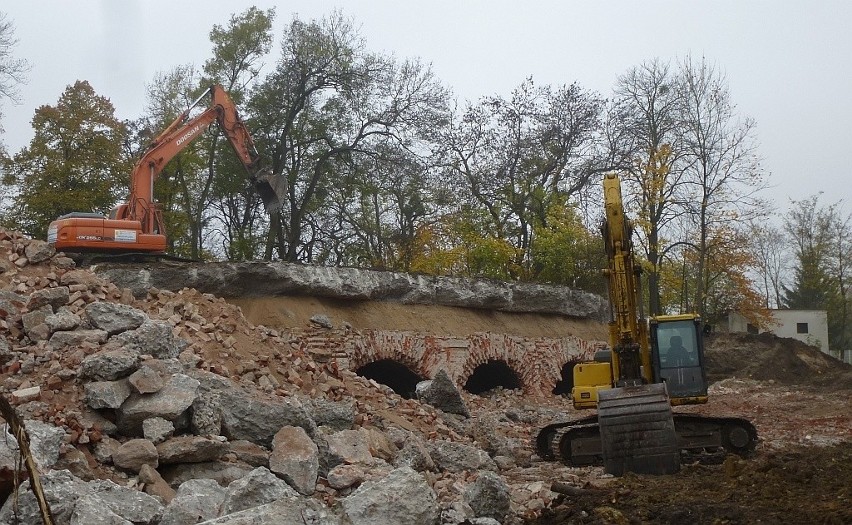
2, 1, 851, 217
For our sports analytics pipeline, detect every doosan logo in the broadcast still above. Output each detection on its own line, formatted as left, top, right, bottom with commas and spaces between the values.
176, 125, 201, 146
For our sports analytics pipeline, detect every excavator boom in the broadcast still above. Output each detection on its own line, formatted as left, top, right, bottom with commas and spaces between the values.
48, 85, 285, 254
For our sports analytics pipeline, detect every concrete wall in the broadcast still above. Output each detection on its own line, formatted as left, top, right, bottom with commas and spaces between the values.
726, 310, 829, 352
769, 310, 829, 351
725, 312, 753, 333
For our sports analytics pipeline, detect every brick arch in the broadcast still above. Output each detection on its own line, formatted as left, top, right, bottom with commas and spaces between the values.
347, 331, 431, 378
334, 329, 605, 397
459, 333, 529, 392
463, 359, 524, 394
354, 358, 425, 399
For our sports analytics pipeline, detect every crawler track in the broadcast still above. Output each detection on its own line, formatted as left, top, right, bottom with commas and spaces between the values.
68, 252, 199, 266
536, 413, 758, 468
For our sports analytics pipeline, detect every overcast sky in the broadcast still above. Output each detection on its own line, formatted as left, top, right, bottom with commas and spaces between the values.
2, 1, 851, 218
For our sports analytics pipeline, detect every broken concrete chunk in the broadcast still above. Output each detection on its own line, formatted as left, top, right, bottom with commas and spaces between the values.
49, 328, 109, 351
269, 426, 319, 495
156, 435, 228, 465
129, 365, 167, 394
24, 239, 55, 264
112, 320, 187, 359
117, 374, 200, 435
79, 348, 140, 381
341, 467, 440, 525
85, 301, 148, 335
84, 379, 132, 410
27, 286, 69, 310
112, 438, 159, 472
463, 471, 511, 523
416, 369, 470, 417
160, 478, 225, 525
222, 466, 297, 515
143, 417, 175, 444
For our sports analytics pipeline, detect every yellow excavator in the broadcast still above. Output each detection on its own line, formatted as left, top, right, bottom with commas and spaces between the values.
536, 173, 757, 476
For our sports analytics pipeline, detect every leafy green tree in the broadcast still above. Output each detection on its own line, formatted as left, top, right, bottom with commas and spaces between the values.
203, 7, 275, 260
1, 81, 128, 238
130, 8, 276, 260
203, 7, 275, 97
250, 11, 449, 262
530, 198, 606, 293
409, 207, 517, 279
443, 78, 604, 279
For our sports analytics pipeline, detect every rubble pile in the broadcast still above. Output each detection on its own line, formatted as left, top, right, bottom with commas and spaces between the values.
0, 228, 849, 525
0, 230, 570, 524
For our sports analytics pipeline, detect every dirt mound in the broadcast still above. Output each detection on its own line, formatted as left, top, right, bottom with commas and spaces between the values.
704, 332, 852, 389
229, 295, 607, 340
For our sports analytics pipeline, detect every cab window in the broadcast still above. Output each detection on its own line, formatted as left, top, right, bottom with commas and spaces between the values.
656, 321, 699, 368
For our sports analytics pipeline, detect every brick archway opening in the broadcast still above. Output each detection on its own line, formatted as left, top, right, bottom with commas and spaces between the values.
464, 360, 522, 395
356, 359, 424, 399
552, 360, 579, 396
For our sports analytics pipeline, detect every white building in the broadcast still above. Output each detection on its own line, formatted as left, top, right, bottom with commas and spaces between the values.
725, 309, 829, 352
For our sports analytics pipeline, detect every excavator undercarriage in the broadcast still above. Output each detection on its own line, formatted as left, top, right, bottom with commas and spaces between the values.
536, 403, 758, 472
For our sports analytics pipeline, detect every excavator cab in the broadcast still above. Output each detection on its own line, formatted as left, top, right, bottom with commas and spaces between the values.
650, 315, 709, 404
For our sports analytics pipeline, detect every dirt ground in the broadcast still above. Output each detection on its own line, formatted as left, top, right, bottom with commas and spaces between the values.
530, 441, 852, 525
522, 332, 852, 525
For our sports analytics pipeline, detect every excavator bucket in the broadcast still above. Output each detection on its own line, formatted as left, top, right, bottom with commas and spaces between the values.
597, 383, 681, 476
252, 168, 287, 211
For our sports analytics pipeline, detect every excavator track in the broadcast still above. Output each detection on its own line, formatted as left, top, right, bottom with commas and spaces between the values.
68, 252, 199, 266
535, 412, 757, 470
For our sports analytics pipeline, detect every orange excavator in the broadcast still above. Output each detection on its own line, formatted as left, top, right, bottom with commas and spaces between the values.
47, 84, 285, 256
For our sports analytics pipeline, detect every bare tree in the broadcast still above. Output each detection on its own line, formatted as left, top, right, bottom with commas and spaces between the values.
0, 12, 28, 105
748, 219, 788, 309
609, 59, 689, 314
677, 55, 765, 319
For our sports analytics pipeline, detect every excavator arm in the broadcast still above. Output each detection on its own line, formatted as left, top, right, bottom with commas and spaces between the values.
115, 85, 285, 233
601, 173, 652, 387
49, 84, 285, 255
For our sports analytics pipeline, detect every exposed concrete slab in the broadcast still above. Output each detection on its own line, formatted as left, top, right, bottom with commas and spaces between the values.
93, 261, 608, 320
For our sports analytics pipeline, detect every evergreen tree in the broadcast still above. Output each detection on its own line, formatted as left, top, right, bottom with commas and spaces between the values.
783, 195, 851, 354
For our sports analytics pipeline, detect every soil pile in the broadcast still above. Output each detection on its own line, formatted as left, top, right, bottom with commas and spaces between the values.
704, 332, 852, 389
